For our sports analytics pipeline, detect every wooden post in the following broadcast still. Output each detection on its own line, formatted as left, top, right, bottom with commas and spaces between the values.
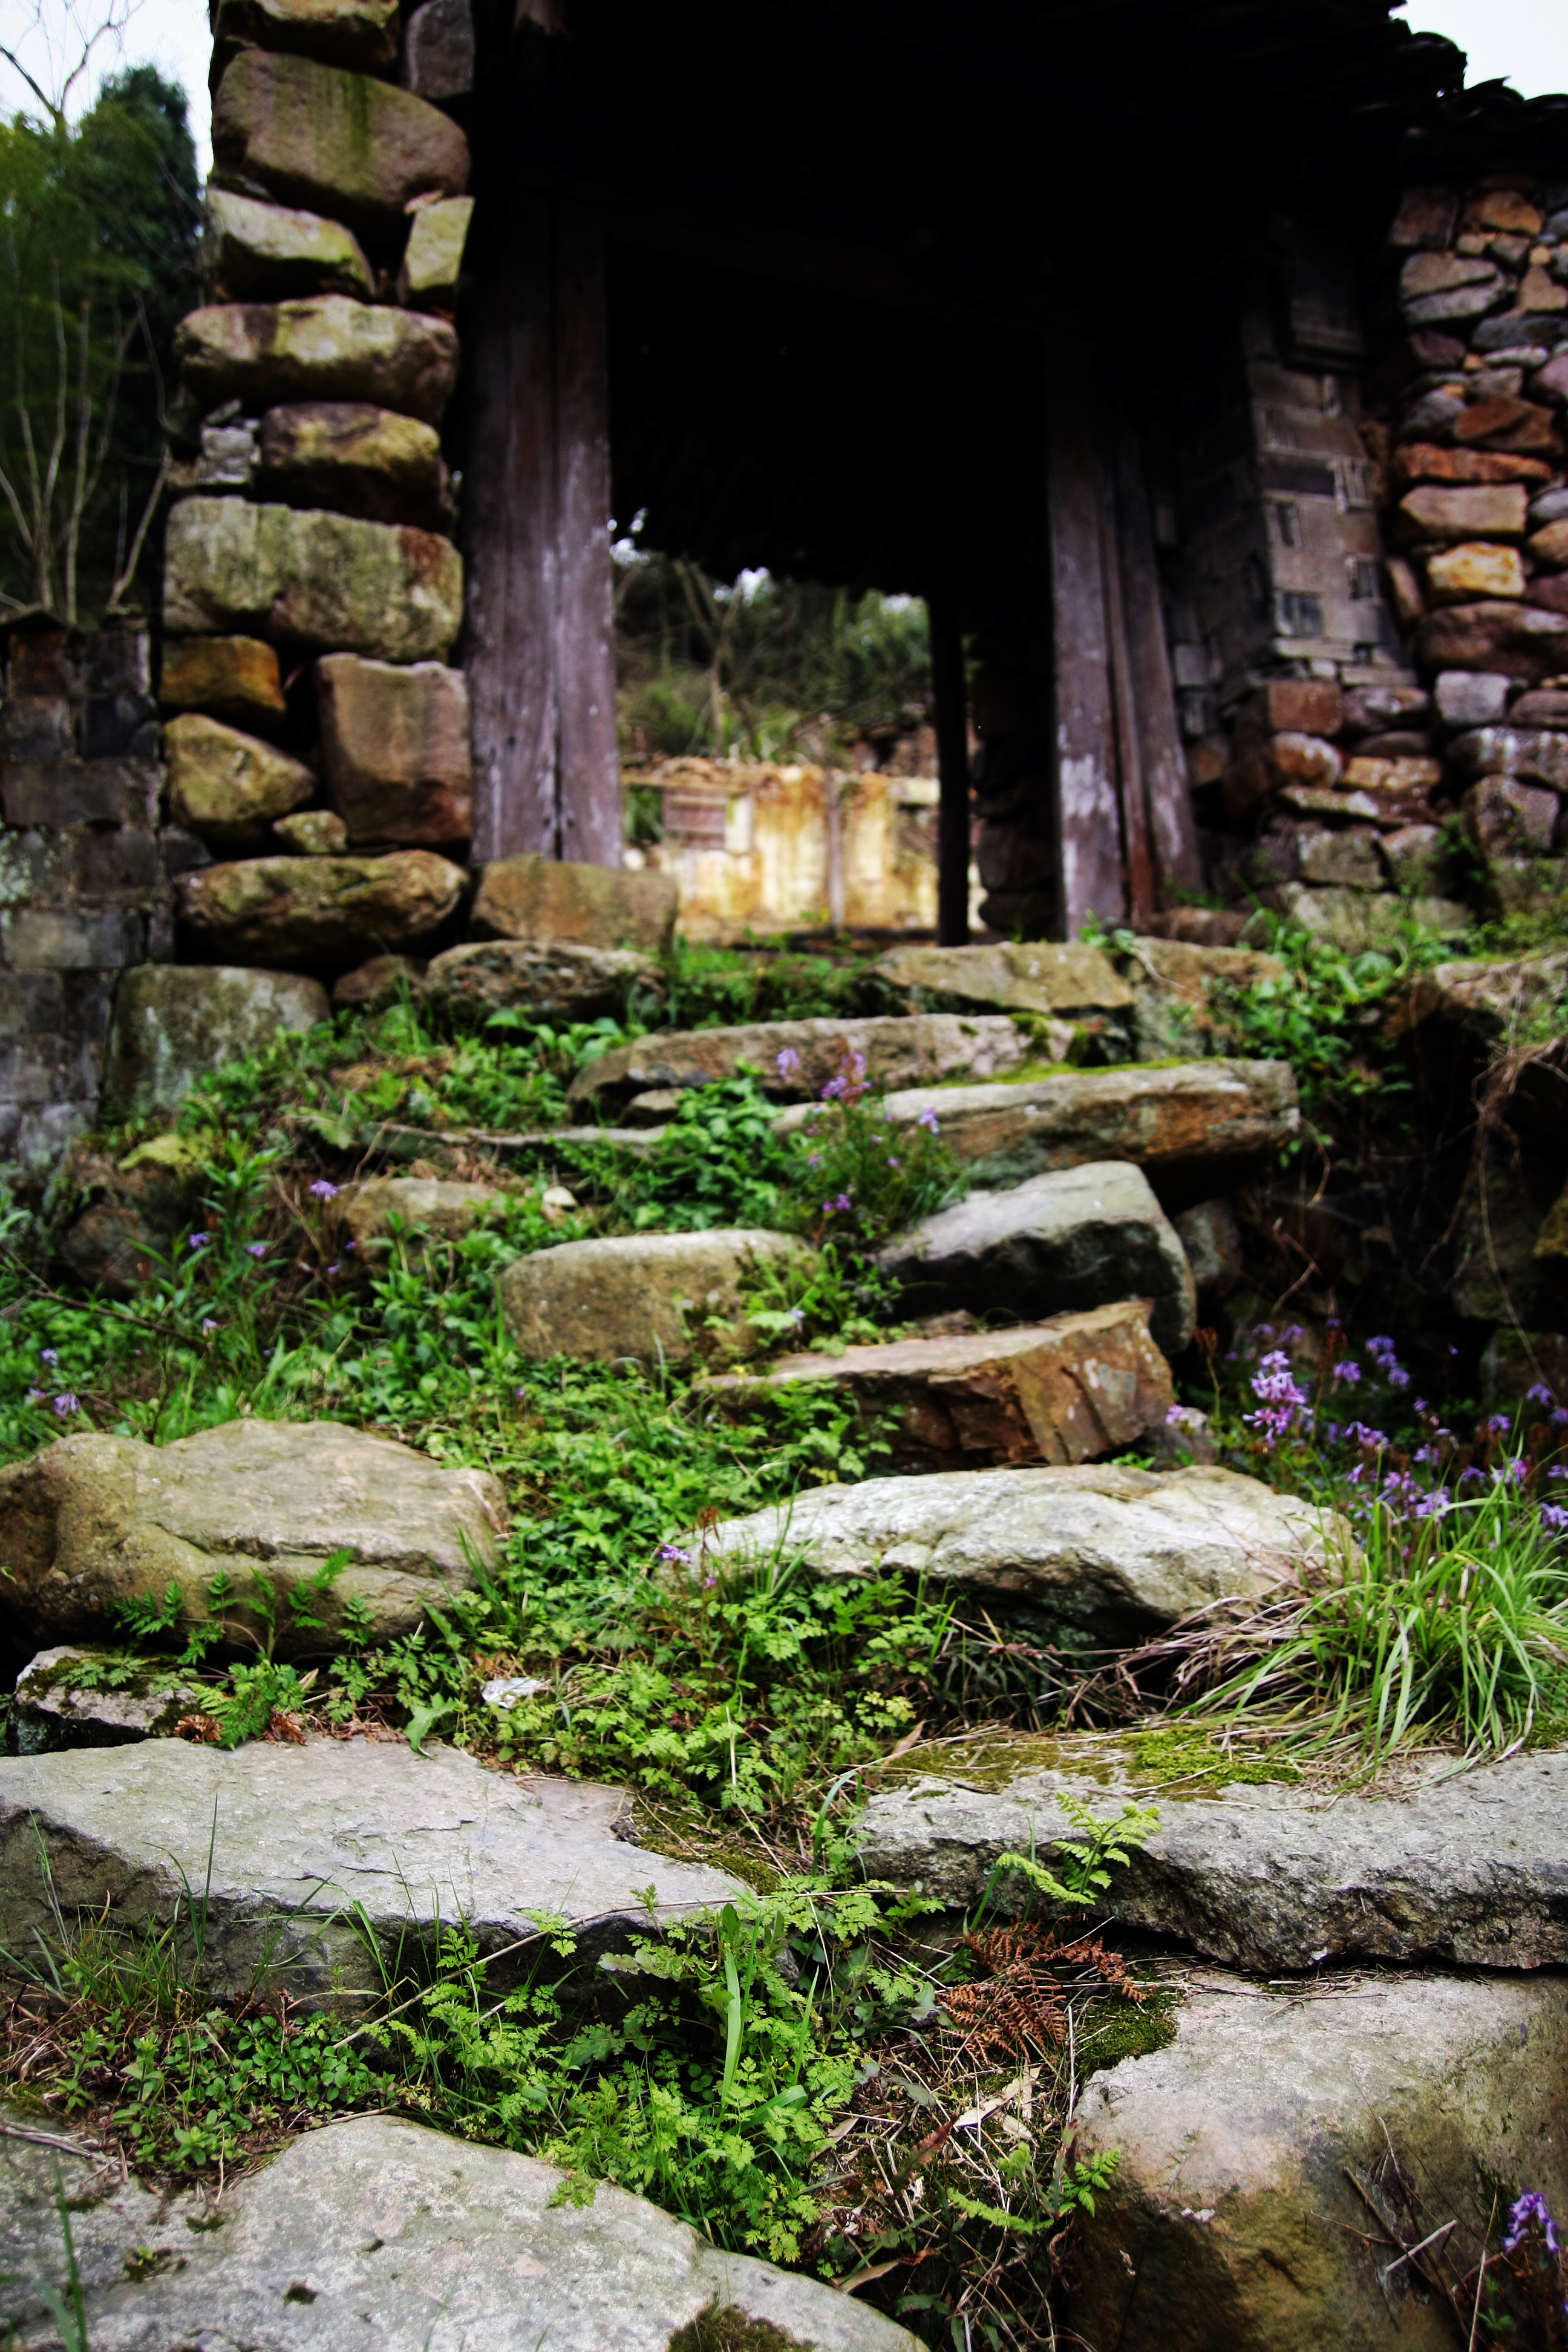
1099, 496, 1155, 932
463, 197, 621, 866
1113, 424, 1203, 903
929, 589, 970, 946
1045, 337, 1125, 938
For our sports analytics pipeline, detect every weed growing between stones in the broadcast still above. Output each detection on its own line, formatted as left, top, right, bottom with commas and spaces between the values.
0, 1805, 1164, 2344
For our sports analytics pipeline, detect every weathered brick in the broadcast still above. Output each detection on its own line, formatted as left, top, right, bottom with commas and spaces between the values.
0, 696, 75, 760
1, 760, 160, 829
75, 829, 163, 896
0, 907, 144, 971
0, 972, 65, 1036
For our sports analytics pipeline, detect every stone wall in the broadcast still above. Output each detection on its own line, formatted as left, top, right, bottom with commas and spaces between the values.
156, 0, 479, 985
1175, 181, 1568, 947
0, 619, 179, 1170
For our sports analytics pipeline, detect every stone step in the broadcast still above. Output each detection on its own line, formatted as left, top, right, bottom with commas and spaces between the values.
1064, 1968, 1567, 2352
0, 1417, 506, 1661
705, 1300, 1173, 1471
701, 1463, 1339, 1645
1, 2105, 915, 2351
775, 1058, 1298, 1195
0, 1738, 740, 2010
12, 1647, 202, 1753
872, 937, 1284, 1060
566, 1011, 1030, 1113
497, 1227, 811, 1367
877, 1159, 1196, 1357
856, 1739, 1568, 1969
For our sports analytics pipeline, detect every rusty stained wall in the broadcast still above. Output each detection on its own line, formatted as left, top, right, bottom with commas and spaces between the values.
626, 759, 975, 938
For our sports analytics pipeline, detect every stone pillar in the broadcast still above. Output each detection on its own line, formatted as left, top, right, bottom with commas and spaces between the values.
0, 618, 173, 1171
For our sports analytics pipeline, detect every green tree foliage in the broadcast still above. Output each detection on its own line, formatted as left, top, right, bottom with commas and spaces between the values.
616, 548, 933, 765
0, 64, 198, 621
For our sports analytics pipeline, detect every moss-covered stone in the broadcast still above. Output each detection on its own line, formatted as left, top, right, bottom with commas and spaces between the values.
175, 298, 459, 426
201, 186, 373, 303
211, 49, 468, 241
164, 497, 463, 664
470, 852, 679, 955
103, 964, 329, 1116
159, 633, 287, 731
164, 711, 316, 850
177, 848, 466, 969
258, 402, 449, 528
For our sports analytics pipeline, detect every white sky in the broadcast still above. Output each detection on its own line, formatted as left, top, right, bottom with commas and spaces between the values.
0, 0, 1564, 188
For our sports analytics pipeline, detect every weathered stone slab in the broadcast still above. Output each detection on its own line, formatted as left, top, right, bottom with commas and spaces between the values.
212, 50, 469, 241
704, 1463, 1335, 1641
423, 938, 664, 1025
201, 185, 373, 302
0, 2106, 916, 2351
317, 652, 470, 844
0, 1741, 738, 2008
258, 400, 449, 528
1171, 1197, 1243, 1302
11, 1646, 202, 1752
103, 964, 328, 1116
332, 949, 423, 1008
1389, 948, 1568, 1047
211, 0, 400, 77
1065, 1971, 1568, 2352
470, 852, 679, 955
779, 1060, 1299, 1192
399, 192, 474, 309
1248, 883, 1469, 950
335, 1174, 502, 1262
874, 939, 1132, 1021
498, 1229, 811, 1366
177, 848, 466, 967
569, 1012, 1028, 1114
158, 632, 287, 730
165, 497, 463, 663
176, 297, 459, 425
163, 710, 316, 849
0, 1418, 505, 1656
877, 1161, 1196, 1357
858, 1740, 1568, 1968
1122, 938, 1285, 1059
1426, 540, 1527, 601
1399, 481, 1530, 538
708, 1301, 1173, 1471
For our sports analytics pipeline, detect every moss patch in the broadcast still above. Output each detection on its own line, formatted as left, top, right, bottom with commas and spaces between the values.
668, 2303, 814, 2351
874, 1724, 1300, 1800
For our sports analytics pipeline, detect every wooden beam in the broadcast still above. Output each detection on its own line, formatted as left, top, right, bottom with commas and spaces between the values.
554, 207, 622, 865
1045, 337, 1125, 937
1113, 423, 1203, 903
462, 196, 621, 866
1099, 488, 1155, 932
929, 589, 970, 945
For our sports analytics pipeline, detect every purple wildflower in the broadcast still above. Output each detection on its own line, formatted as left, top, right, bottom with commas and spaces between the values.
1529, 1383, 1558, 1408
1333, 1362, 1362, 1385
887, 1156, 900, 1168
1504, 2191, 1561, 2257
658, 1543, 691, 1565
201, 1318, 218, 1337
38, 1348, 57, 1365
776, 1048, 802, 1080
1543, 1504, 1568, 1532
246, 1243, 267, 1259
309, 1178, 339, 1200
188, 1232, 209, 1250
52, 1393, 77, 1416
917, 1106, 939, 1133
1487, 1413, 1512, 1435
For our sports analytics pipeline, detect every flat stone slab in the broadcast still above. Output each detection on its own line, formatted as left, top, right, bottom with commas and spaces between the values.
178, 849, 467, 969
707, 1301, 1173, 1471
0, 1417, 505, 1658
872, 939, 1284, 1061
568, 1012, 1029, 1113
498, 1227, 811, 1366
857, 1740, 1568, 1968
0, 1739, 742, 2007
1065, 1970, 1568, 2352
776, 1059, 1298, 1190
877, 1160, 1197, 1357
702, 1463, 1334, 1642
1, 2108, 918, 2351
